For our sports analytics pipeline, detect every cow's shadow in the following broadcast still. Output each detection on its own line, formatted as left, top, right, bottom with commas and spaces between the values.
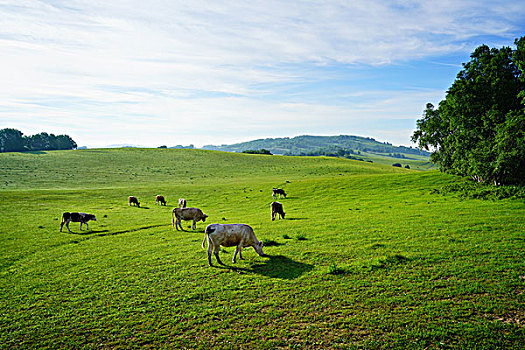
213, 254, 314, 280
64, 224, 166, 237
65, 229, 109, 235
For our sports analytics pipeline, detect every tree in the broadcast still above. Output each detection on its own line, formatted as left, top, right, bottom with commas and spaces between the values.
0, 128, 25, 152
56, 135, 77, 150
412, 37, 525, 185
0, 129, 77, 152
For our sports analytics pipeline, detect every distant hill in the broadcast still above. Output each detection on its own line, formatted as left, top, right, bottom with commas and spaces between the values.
202, 135, 429, 158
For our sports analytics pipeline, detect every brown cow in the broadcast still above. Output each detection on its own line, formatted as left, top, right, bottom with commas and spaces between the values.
178, 198, 187, 208
172, 207, 208, 230
155, 195, 166, 206
60, 212, 97, 232
128, 196, 140, 207
202, 223, 265, 266
271, 201, 285, 221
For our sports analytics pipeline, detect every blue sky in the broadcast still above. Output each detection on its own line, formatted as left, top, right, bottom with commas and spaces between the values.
1, 0, 524, 148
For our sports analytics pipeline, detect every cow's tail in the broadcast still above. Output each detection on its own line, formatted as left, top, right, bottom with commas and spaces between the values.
60, 212, 70, 224
202, 225, 214, 249
171, 209, 175, 229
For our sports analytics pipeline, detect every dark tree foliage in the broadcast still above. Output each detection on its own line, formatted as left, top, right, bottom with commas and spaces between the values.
0, 128, 77, 152
241, 149, 272, 155
412, 37, 525, 185
0, 128, 25, 152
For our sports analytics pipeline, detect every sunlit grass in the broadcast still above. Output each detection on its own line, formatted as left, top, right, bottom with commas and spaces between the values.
0, 148, 523, 348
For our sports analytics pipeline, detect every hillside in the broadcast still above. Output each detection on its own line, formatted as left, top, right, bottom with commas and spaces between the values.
201, 134, 430, 158
0, 149, 523, 349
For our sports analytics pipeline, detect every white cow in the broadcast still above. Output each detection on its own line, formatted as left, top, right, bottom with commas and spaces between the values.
202, 223, 265, 266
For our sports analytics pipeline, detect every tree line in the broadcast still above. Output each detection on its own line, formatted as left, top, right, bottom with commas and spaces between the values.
412, 37, 525, 186
0, 128, 77, 152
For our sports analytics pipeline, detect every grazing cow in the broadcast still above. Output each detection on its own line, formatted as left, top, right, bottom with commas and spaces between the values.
155, 195, 166, 206
60, 212, 96, 232
178, 198, 187, 208
172, 207, 208, 230
272, 188, 287, 199
128, 196, 140, 207
271, 201, 285, 221
202, 223, 265, 266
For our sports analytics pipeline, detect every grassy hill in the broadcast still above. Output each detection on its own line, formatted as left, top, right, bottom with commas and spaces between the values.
202, 134, 430, 157
0, 148, 523, 348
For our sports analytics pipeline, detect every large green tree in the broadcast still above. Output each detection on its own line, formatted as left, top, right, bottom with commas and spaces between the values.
412, 37, 525, 185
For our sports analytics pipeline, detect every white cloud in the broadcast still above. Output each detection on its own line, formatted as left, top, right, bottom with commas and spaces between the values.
0, 0, 523, 147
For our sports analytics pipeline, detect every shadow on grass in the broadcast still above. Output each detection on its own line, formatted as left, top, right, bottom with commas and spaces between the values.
24, 150, 47, 155
285, 217, 307, 221
65, 224, 167, 237
214, 254, 314, 280
174, 226, 206, 233
66, 229, 109, 235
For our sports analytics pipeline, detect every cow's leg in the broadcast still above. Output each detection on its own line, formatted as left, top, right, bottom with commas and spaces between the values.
60, 222, 64, 232
210, 243, 225, 266
214, 248, 225, 266
175, 219, 181, 231
66, 221, 71, 232
79, 222, 83, 230
233, 246, 239, 263
85, 222, 89, 230
192, 219, 196, 230
207, 242, 214, 266
238, 246, 244, 260
177, 219, 185, 231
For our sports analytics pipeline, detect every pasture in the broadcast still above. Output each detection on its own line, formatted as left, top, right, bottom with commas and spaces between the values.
0, 148, 523, 349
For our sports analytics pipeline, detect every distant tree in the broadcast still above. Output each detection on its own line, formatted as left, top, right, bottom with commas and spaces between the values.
0, 128, 25, 152
26, 132, 52, 150
412, 37, 525, 185
242, 149, 272, 155
158, 145, 167, 149
0, 128, 77, 152
55, 135, 77, 150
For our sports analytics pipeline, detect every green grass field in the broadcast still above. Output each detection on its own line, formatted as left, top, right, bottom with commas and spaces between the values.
0, 149, 523, 349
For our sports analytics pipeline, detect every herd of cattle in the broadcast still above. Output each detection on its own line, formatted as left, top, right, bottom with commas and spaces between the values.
59, 188, 288, 266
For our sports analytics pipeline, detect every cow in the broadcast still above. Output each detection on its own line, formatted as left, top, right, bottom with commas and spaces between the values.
128, 196, 140, 207
155, 195, 166, 206
202, 223, 265, 266
271, 201, 285, 221
272, 188, 287, 199
178, 198, 187, 208
172, 207, 208, 230
60, 212, 96, 232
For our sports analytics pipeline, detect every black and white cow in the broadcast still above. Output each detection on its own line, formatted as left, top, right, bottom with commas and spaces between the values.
272, 188, 287, 199
271, 201, 285, 221
60, 212, 97, 232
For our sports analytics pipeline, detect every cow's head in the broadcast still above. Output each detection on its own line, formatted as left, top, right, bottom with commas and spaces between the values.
201, 214, 208, 222
254, 241, 265, 256
281, 212, 286, 219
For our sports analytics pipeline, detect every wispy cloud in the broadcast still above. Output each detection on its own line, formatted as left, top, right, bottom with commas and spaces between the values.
1, 0, 524, 147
